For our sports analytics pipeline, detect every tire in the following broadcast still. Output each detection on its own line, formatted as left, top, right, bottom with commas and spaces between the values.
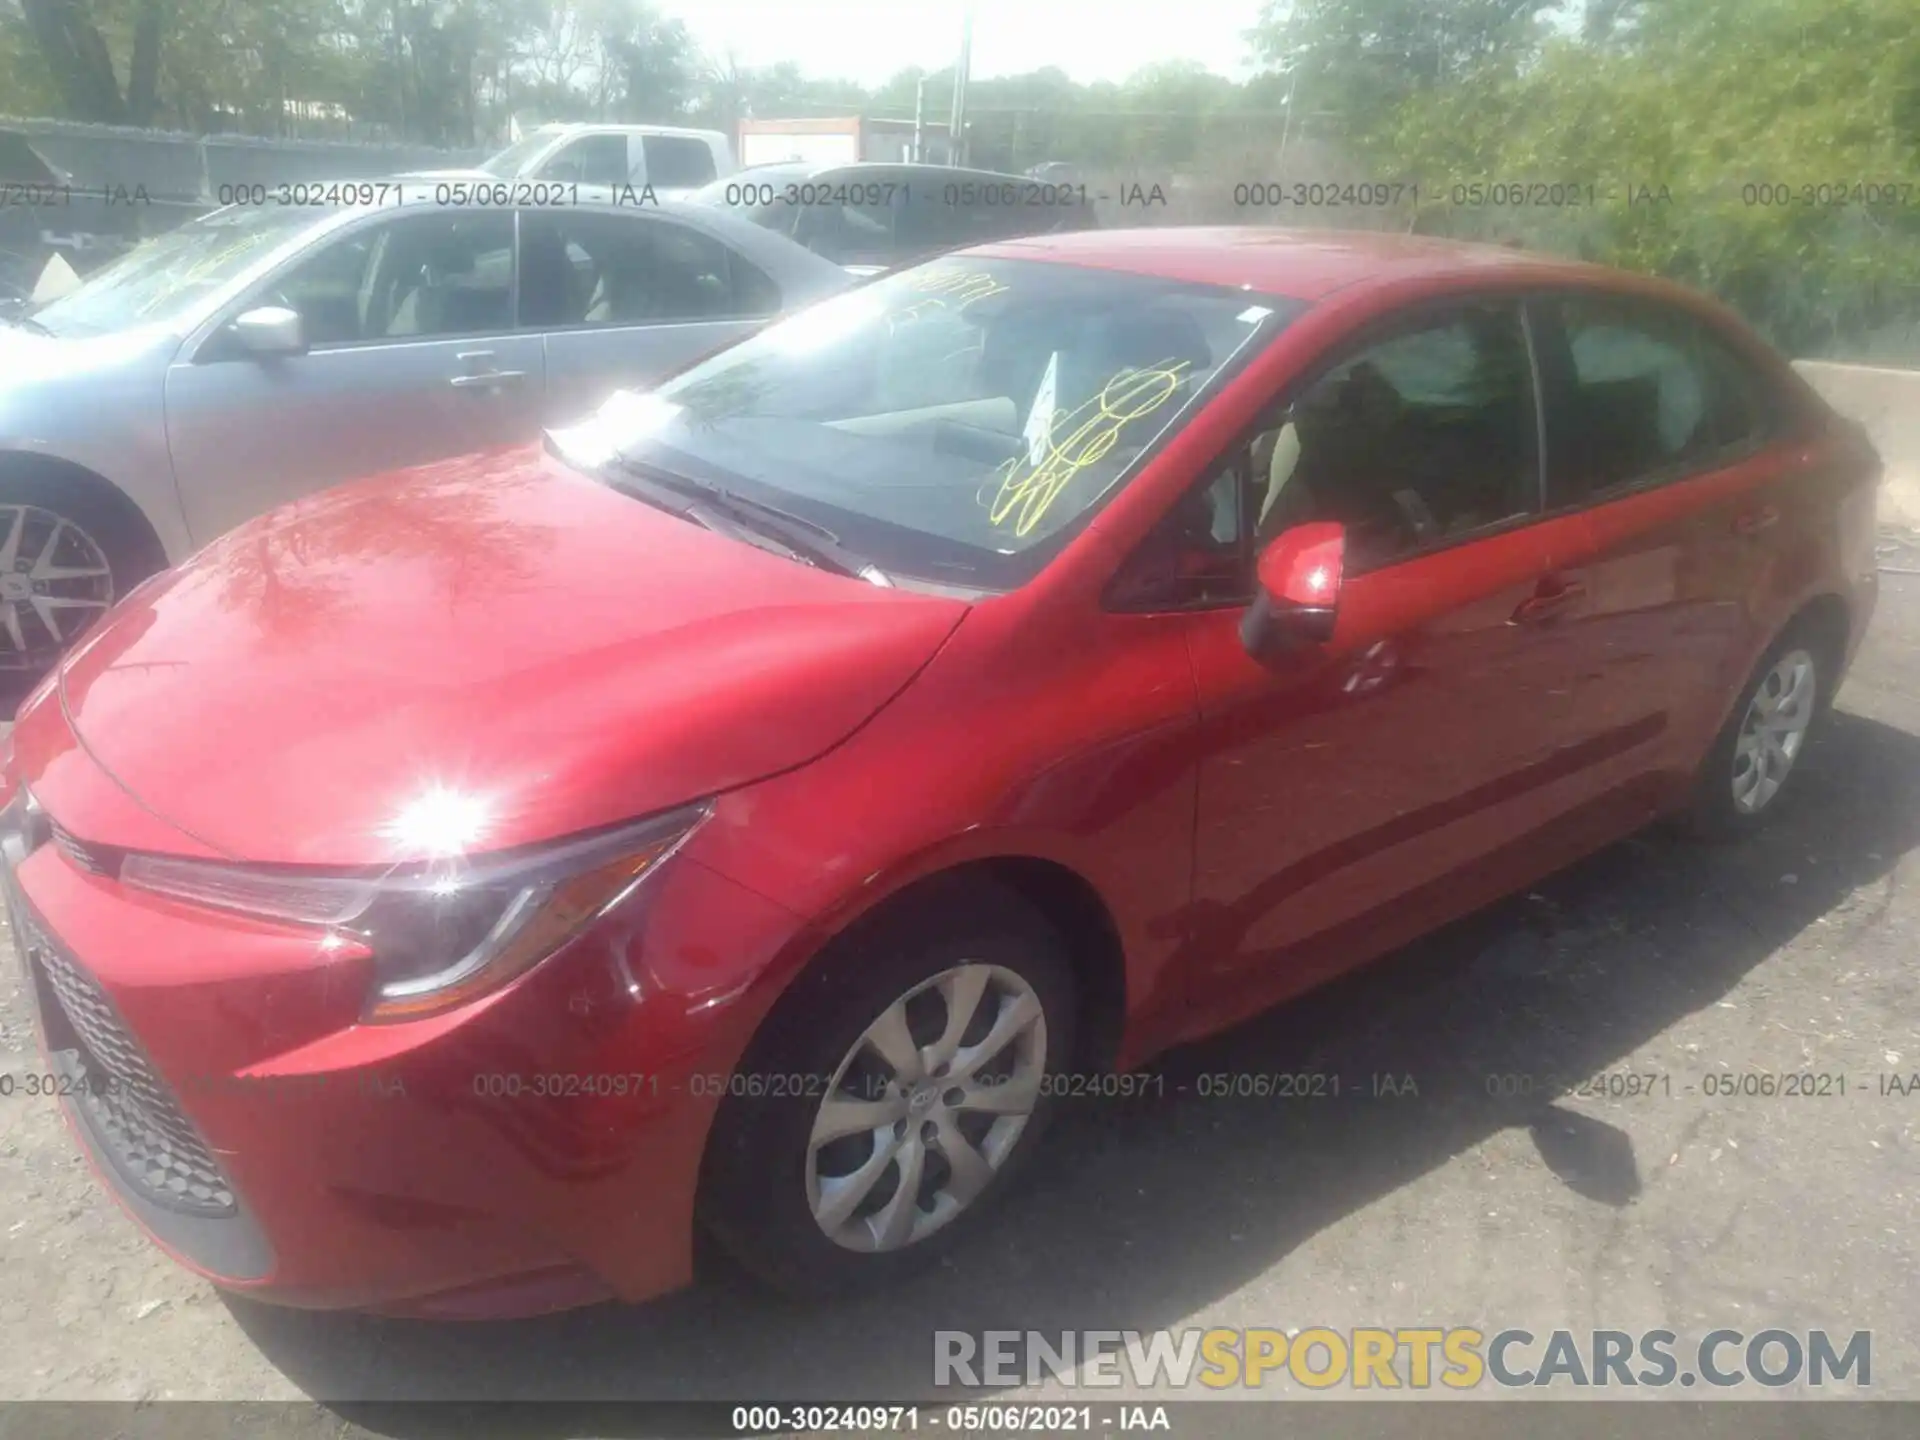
1685, 623, 1828, 840
701, 879, 1078, 1298
0, 472, 162, 678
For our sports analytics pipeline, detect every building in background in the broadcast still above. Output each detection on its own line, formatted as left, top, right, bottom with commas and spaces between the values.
736, 117, 956, 168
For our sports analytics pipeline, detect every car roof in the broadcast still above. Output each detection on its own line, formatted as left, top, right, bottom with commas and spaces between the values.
965, 226, 1627, 303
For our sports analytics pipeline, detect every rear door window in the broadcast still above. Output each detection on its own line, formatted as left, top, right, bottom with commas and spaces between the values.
1694, 325, 1777, 453
518, 210, 779, 326
1543, 296, 1720, 501
642, 135, 718, 189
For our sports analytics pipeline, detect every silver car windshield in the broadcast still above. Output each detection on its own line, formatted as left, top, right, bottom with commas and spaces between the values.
31, 206, 327, 338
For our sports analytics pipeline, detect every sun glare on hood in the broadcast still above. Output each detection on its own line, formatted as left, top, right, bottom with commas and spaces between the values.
379, 783, 496, 859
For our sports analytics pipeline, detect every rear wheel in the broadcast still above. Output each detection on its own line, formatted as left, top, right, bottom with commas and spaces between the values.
701, 883, 1077, 1296
0, 476, 160, 676
1687, 628, 1825, 838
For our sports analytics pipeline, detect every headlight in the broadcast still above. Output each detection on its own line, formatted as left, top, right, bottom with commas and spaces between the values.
120, 804, 708, 1021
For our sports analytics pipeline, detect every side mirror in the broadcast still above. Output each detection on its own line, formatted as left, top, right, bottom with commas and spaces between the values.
229, 305, 306, 357
1240, 521, 1345, 659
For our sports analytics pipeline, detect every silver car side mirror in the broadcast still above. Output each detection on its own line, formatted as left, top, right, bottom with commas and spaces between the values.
230, 305, 306, 357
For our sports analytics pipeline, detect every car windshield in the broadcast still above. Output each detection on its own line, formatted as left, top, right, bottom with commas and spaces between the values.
30, 205, 326, 337
550, 256, 1303, 590
479, 130, 560, 178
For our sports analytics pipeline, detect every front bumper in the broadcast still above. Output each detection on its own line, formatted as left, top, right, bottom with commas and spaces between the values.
1, 799, 806, 1319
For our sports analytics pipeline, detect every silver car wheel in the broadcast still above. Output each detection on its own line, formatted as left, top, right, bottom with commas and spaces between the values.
0, 504, 115, 670
1731, 647, 1816, 815
806, 962, 1047, 1253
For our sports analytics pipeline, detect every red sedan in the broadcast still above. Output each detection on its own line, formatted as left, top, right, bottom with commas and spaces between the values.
0, 229, 1881, 1319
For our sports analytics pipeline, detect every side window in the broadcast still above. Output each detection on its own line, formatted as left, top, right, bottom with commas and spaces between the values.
538, 134, 630, 185
1551, 297, 1714, 496
518, 211, 775, 327
642, 135, 717, 189
896, 191, 985, 256
263, 211, 512, 345
729, 251, 781, 317
795, 195, 897, 266
650, 221, 753, 320
265, 229, 379, 345
1266, 303, 1538, 569
1695, 326, 1776, 452
1108, 455, 1251, 611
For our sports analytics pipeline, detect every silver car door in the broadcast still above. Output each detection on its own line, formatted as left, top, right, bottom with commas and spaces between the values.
163, 208, 544, 544
526, 209, 778, 426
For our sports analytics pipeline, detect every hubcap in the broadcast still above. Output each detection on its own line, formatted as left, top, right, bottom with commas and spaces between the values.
0, 504, 114, 670
1732, 648, 1816, 815
806, 962, 1047, 1253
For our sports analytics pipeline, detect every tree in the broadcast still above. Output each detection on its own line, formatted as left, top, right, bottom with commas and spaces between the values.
1248, 0, 1555, 140
1374, 0, 1920, 354
19, 0, 166, 123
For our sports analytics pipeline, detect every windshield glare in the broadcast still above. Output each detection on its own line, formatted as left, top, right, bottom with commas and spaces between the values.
31, 206, 326, 337
559, 258, 1299, 589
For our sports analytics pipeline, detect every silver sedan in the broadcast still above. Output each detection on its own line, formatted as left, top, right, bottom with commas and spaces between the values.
0, 184, 855, 671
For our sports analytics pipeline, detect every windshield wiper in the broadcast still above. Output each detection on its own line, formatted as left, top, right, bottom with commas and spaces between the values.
0, 308, 54, 337
611, 458, 892, 586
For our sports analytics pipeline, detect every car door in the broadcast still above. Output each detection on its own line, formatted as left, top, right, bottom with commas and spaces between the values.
1526, 292, 1792, 796
524, 209, 782, 425
1146, 299, 1607, 1013
164, 208, 543, 543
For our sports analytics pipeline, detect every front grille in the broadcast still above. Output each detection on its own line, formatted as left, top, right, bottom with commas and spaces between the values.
13, 904, 236, 1216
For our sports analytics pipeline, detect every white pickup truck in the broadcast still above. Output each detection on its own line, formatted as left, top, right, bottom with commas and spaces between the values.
403, 124, 737, 195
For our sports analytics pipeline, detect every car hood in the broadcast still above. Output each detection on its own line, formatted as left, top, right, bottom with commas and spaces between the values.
0, 319, 174, 384
55, 446, 969, 865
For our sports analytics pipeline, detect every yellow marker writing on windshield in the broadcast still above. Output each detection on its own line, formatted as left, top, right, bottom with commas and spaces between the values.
987, 359, 1192, 537
904, 269, 1010, 310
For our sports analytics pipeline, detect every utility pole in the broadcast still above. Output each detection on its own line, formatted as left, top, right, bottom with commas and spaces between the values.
913, 76, 926, 162
946, 5, 972, 166
1277, 65, 1299, 167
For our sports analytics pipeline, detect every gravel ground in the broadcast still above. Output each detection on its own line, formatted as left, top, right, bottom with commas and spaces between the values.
2, 542, 1919, 1430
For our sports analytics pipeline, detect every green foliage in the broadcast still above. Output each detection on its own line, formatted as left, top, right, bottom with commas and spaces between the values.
4, 0, 1914, 354
1371, 0, 1920, 355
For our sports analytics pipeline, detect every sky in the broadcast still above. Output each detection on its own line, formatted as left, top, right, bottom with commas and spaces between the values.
651, 0, 1269, 88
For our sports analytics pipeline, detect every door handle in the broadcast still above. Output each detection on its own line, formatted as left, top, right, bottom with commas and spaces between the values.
449, 370, 528, 389
1511, 578, 1586, 625
1732, 504, 1780, 537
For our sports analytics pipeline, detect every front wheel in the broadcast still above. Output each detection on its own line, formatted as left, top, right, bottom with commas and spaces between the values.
0, 478, 158, 676
701, 883, 1078, 1296
1686, 630, 1825, 838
